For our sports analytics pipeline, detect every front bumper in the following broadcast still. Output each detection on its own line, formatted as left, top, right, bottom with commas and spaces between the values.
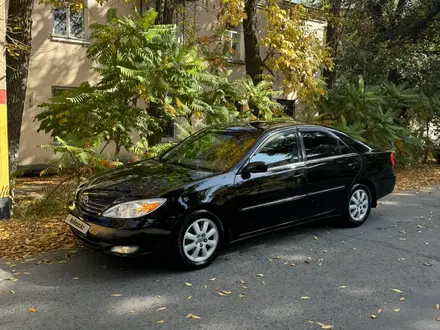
68, 214, 173, 257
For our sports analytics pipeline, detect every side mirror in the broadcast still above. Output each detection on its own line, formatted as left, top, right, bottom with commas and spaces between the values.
242, 161, 268, 176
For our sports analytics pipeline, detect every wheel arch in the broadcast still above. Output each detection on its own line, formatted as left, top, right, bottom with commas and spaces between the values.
355, 180, 377, 207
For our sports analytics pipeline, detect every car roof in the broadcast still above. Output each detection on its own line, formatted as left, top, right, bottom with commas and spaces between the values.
210, 120, 326, 133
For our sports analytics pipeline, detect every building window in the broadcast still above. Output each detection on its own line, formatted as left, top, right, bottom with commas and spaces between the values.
223, 25, 244, 62
277, 99, 295, 118
53, 5, 86, 40
52, 86, 77, 98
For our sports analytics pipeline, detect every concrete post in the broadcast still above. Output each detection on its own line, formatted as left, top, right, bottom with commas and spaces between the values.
0, 0, 10, 219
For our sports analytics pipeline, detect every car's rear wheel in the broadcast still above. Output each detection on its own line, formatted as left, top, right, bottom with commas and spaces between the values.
175, 211, 223, 270
343, 184, 371, 227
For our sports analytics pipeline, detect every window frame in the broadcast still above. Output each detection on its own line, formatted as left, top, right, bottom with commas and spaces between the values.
299, 128, 359, 162
244, 128, 302, 171
222, 25, 245, 63
51, 4, 87, 42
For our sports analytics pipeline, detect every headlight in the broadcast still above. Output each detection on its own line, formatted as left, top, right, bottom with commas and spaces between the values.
102, 198, 166, 219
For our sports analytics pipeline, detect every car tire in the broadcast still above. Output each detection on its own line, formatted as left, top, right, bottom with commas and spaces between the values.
343, 184, 372, 227
175, 210, 224, 270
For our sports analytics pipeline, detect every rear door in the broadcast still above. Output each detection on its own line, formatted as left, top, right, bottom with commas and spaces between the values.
299, 128, 361, 217
233, 129, 307, 236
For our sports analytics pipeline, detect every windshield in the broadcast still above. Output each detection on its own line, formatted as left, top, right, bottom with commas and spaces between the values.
161, 129, 260, 172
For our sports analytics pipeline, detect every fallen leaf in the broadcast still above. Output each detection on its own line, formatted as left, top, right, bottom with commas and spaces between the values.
8, 278, 18, 282
261, 281, 265, 285
239, 294, 245, 298
290, 263, 295, 267
300, 296, 310, 300
371, 314, 377, 319
283, 262, 288, 265
400, 297, 405, 301
399, 238, 406, 241
392, 289, 403, 293
338, 286, 346, 289
156, 320, 164, 324
129, 310, 135, 314
242, 286, 248, 290
28, 307, 37, 313
12, 272, 20, 276
317, 322, 325, 326
221, 290, 232, 295
217, 292, 226, 296
204, 285, 208, 289
209, 278, 216, 281
23, 272, 30, 275
256, 274, 264, 277
9, 290, 16, 294
187, 296, 192, 300
423, 262, 432, 267
268, 258, 273, 262
321, 326, 334, 329
436, 316, 440, 321
185, 282, 193, 287
393, 308, 400, 312
157, 295, 161, 299
72, 277, 79, 280
111, 294, 123, 297
435, 304, 439, 311
307, 321, 314, 324
314, 236, 318, 240
275, 256, 281, 259
378, 309, 382, 313
240, 280, 246, 284
156, 307, 166, 311
58, 261, 67, 264
186, 313, 201, 320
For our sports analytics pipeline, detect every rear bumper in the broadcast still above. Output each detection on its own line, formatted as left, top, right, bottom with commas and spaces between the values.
376, 173, 396, 200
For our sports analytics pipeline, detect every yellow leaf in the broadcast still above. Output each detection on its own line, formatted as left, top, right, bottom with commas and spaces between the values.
290, 263, 295, 267
268, 258, 273, 262
156, 320, 164, 324
217, 292, 226, 296
111, 294, 123, 297
339, 286, 346, 289
314, 236, 318, 240
156, 307, 166, 311
9, 290, 16, 294
317, 322, 325, 326
321, 326, 334, 329
187, 296, 192, 300
129, 310, 135, 314
300, 296, 310, 300
239, 294, 245, 298
261, 281, 265, 285
209, 278, 216, 281
435, 304, 440, 311
186, 313, 201, 320
204, 285, 207, 288
240, 280, 246, 284
391, 289, 403, 293
157, 296, 161, 299
243, 286, 248, 290
12, 272, 20, 276
185, 282, 192, 287
378, 309, 382, 313
400, 297, 405, 301
28, 307, 37, 313
221, 290, 232, 295
307, 321, 314, 324
23, 272, 30, 275
275, 256, 281, 259
436, 316, 440, 321
73, 277, 80, 280
371, 314, 377, 319
393, 308, 400, 312
256, 274, 264, 277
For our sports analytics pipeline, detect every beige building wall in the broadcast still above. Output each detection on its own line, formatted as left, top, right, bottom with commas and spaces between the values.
19, 0, 135, 166
19, 0, 325, 166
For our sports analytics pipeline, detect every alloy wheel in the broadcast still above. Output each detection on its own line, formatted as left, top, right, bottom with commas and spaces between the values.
349, 188, 369, 222
183, 218, 219, 262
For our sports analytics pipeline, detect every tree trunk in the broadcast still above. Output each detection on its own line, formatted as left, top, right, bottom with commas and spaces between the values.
243, 0, 263, 83
147, 104, 163, 147
6, 0, 34, 177
155, 0, 175, 24
322, 0, 342, 89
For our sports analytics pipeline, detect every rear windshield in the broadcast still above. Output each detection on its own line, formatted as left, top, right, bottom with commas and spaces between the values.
161, 129, 261, 172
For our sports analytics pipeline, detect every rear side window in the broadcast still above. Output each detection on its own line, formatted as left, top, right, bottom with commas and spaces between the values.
331, 130, 371, 153
302, 131, 340, 160
250, 131, 300, 168
338, 140, 353, 154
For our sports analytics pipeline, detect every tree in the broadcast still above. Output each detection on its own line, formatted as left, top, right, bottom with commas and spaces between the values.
219, 0, 333, 103
36, 9, 241, 160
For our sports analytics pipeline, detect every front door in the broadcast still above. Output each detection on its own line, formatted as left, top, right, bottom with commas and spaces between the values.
233, 129, 307, 237
300, 129, 361, 217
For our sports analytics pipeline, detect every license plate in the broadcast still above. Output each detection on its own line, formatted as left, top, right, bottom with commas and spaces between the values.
65, 214, 90, 235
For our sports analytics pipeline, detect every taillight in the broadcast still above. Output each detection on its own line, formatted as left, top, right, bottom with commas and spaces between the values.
390, 152, 395, 168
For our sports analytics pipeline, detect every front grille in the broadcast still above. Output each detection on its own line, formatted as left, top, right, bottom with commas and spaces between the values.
77, 191, 118, 215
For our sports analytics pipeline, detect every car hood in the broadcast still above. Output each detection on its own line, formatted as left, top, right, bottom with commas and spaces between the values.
81, 159, 215, 200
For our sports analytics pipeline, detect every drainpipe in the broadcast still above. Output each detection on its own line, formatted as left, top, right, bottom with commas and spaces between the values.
0, 0, 10, 219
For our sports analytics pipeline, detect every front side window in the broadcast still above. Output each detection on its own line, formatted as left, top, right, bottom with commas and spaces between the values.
249, 131, 299, 168
302, 131, 340, 161
161, 129, 260, 172
53, 6, 85, 39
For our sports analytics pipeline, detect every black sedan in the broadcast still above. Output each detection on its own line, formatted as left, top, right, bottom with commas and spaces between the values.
65, 121, 396, 269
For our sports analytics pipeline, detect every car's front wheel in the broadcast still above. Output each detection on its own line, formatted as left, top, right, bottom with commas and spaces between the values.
175, 211, 223, 270
343, 185, 372, 227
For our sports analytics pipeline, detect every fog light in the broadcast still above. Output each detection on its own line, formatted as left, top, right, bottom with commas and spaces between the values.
110, 246, 139, 254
